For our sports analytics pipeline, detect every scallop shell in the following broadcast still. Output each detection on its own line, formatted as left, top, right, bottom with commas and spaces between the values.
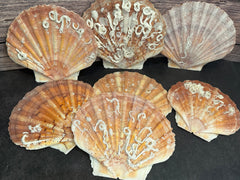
93, 71, 172, 116
83, 0, 166, 69
168, 80, 240, 142
161, 1, 236, 71
72, 92, 175, 179
6, 5, 98, 82
9, 80, 94, 154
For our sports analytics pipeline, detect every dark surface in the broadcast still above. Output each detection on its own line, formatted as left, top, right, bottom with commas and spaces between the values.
0, 58, 240, 180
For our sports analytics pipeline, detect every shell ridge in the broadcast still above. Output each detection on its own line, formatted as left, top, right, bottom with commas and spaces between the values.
168, 10, 182, 61
27, 8, 49, 67
91, 95, 112, 157
8, 28, 45, 71
104, 94, 117, 153
185, 2, 200, 64
193, 7, 231, 65
171, 85, 191, 129
189, 2, 208, 62
19, 14, 45, 66
73, 109, 106, 156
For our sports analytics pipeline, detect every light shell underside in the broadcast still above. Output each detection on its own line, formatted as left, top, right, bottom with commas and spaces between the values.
6, 4, 98, 82
162, 1, 236, 71
9, 80, 94, 154
72, 92, 175, 179
83, 0, 166, 69
93, 71, 172, 116
168, 80, 240, 142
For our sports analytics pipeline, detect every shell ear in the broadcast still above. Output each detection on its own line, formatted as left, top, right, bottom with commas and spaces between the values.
8, 80, 94, 154
168, 80, 240, 142
93, 71, 172, 116
83, 0, 166, 69
6, 5, 98, 82
161, 1, 236, 71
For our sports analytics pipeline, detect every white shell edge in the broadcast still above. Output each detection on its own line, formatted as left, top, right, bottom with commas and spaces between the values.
90, 155, 152, 180
168, 60, 204, 71
50, 141, 76, 154
34, 71, 80, 82
102, 60, 145, 70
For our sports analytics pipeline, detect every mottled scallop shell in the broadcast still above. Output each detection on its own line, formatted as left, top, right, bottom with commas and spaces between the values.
72, 92, 175, 180
9, 80, 94, 154
83, 0, 166, 69
93, 71, 172, 116
6, 5, 98, 82
168, 80, 240, 142
161, 1, 236, 71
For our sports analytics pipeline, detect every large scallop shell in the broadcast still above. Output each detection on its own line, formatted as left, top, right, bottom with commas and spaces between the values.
72, 92, 175, 180
6, 5, 98, 82
9, 80, 94, 154
93, 71, 172, 116
161, 1, 236, 71
168, 80, 240, 142
83, 0, 166, 69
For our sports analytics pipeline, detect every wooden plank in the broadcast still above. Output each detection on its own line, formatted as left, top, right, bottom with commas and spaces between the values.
0, 0, 239, 71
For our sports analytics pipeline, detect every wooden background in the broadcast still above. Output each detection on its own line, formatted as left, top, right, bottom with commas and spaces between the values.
0, 0, 239, 71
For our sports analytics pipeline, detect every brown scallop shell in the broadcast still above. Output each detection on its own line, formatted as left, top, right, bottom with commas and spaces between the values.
6, 5, 98, 82
168, 80, 240, 142
162, 1, 236, 71
93, 71, 172, 116
83, 0, 166, 69
72, 92, 175, 179
9, 80, 94, 154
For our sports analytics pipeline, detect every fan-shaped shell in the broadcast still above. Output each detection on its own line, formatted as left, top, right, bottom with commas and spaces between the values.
9, 80, 94, 154
83, 0, 166, 69
72, 92, 175, 180
93, 71, 172, 116
168, 80, 240, 142
161, 1, 236, 71
6, 5, 98, 82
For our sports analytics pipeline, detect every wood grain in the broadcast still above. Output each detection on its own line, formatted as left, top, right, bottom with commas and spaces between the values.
0, 0, 239, 71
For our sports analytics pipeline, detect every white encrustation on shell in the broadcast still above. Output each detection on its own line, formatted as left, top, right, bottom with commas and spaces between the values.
72, 92, 175, 180
83, 0, 166, 69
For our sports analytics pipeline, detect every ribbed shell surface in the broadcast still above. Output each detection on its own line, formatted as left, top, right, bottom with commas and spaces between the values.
93, 71, 172, 115
9, 80, 94, 154
72, 92, 175, 179
162, 1, 236, 71
6, 5, 98, 81
83, 0, 166, 69
168, 80, 240, 142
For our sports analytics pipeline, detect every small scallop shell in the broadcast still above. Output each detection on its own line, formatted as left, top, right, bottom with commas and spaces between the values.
168, 80, 240, 142
72, 92, 175, 180
161, 1, 236, 71
9, 80, 94, 154
6, 5, 98, 82
93, 71, 172, 116
83, 0, 166, 69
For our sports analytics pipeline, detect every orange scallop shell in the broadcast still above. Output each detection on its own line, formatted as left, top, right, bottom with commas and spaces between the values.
72, 92, 175, 179
93, 71, 172, 116
9, 80, 94, 154
6, 5, 98, 82
83, 0, 166, 69
168, 80, 240, 141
